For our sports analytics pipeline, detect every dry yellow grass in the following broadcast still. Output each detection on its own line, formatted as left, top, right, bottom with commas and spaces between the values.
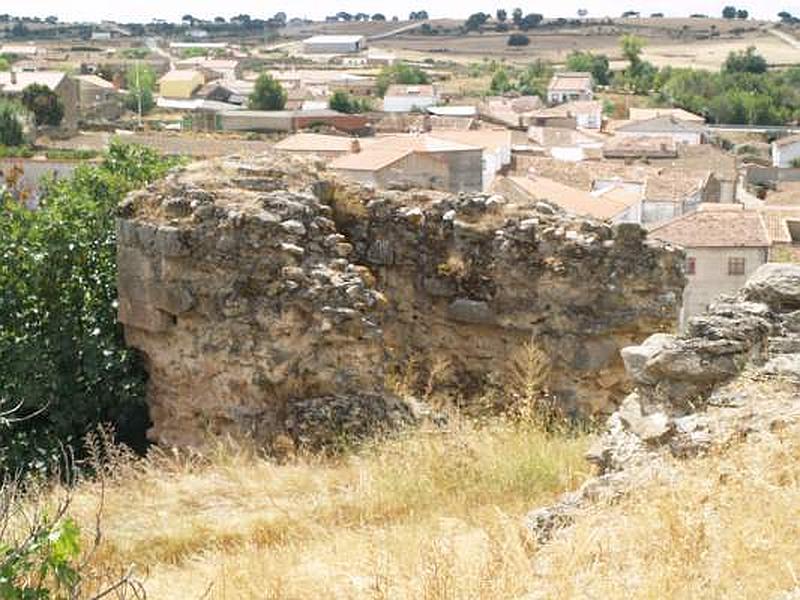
54, 408, 800, 599
67, 418, 589, 599
530, 425, 800, 599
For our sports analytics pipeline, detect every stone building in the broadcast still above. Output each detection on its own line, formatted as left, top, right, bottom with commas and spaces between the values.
649, 204, 770, 328
75, 74, 125, 122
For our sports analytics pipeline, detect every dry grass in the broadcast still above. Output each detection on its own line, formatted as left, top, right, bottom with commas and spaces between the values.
67, 418, 589, 599
530, 425, 800, 599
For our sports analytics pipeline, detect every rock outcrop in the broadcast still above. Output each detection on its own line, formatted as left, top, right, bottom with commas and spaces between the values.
116, 153, 684, 449
528, 263, 800, 543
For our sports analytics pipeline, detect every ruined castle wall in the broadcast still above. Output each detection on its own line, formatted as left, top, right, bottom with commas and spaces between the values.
116, 154, 685, 448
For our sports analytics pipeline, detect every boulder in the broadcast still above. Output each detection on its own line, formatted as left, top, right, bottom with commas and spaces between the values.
743, 263, 800, 310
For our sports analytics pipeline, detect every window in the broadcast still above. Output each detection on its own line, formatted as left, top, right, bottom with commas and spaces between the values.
787, 220, 800, 243
686, 257, 696, 275
728, 257, 745, 276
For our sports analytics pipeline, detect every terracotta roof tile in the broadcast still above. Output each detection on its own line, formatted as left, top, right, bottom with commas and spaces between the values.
649, 204, 769, 248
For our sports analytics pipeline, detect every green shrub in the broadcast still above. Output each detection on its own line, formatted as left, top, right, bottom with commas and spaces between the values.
0, 99, 28, 146
0, 143, 180, 474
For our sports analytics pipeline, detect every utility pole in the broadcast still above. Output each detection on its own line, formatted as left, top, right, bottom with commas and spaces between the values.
136, 59, 143, 129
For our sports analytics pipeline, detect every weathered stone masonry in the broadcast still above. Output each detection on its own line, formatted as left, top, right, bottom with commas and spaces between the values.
116, 154, 685, 449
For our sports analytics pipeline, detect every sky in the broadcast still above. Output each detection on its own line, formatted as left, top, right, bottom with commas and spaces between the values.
10, 0, 800, 23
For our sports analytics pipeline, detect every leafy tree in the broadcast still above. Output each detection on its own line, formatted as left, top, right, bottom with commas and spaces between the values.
124, 64, 156, 115
737, 9, 749, 19
620, 33, 645, 67
497, 9, 507, 22
516, 60, 552, 96
0, 56, 9, 71
376, 62, 430, 96
507, 33, 530, 46
20, 84, 63, 127
465, 12, 490, 31
0, 99, 26, 146
329, 90, 372, 113
724, 46, 767, 74
249, 73, 287, 110
518, 13, 543, 31
0, 143, 180, 473
512, 8, 523, 26
566, 50, 610, 85
372, 13, 386, 21
409, 10, 429, 20
490, 68, 513, 93
722, 5, 737, 18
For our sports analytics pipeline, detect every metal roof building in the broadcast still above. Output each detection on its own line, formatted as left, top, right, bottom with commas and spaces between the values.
302, 35, 366, 54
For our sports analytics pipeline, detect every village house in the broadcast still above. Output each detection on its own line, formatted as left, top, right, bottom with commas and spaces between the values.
602, 136, 678, 160
329, 134, 484, 192
615, 116, 708, 145
216, 109, 369, 134
0, 70, 78, 132
158, 70, 205, 99
772, 134, 800, 168
495, 174, 641, 224
383, 85, 439, 113
478, 95, 543, 128
530, 100, 603, 130
429, 129, 513, 189
546, 72, 594, 105
75, 74, 125, 122
759, 205, 800, 262
303, 35, 366, 54
649, 204, 770, 328
196, 79, 254, 106
174, 58, 242, 81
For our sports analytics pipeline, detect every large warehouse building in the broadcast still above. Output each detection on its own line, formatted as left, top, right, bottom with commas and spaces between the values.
302, 35, 366, 54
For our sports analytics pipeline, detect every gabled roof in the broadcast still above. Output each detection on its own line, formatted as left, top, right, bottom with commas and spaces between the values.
547, 72, 593, 93
75, 74, 117, 90
0, 70, 65, 93
616, 116, 707, 135
159, 70, 204, 83
328, 133, 481, 172
507, 175, 637, 221
329, 147, 411, 171
649, 204, 769, 248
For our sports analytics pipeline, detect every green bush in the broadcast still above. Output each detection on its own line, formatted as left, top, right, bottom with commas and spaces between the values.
328, 90, 372, 114
0, 143, 180, 474
376, 63, 430, 97
21, 84, 64, 127
249, 73, 287, 110
0, 99, 28, 146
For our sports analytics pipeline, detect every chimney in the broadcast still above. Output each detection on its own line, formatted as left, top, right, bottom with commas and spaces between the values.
350, 138, 361, 154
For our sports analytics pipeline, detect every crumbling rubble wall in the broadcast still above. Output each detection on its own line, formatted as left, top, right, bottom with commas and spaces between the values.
527, 263, 800, 543
116, 154, 685, 449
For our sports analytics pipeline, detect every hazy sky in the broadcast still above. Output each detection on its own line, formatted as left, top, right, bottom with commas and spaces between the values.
11, 1, 800, 23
